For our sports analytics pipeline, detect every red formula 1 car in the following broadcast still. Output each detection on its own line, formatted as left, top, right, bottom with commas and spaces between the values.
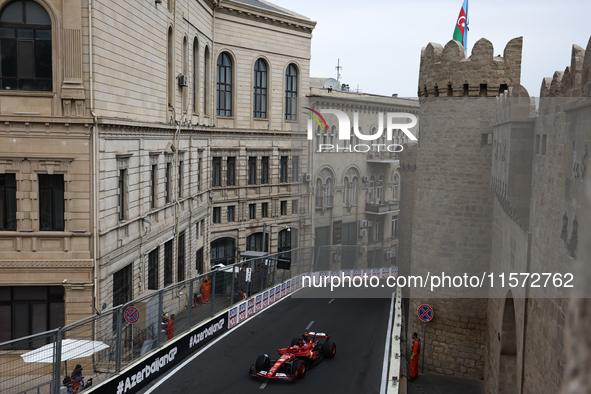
249, 332, 336, 381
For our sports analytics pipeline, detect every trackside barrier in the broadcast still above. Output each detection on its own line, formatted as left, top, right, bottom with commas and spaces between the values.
0, 247, 315, 394
85, 273, 307, 394
386, 286, 402, 394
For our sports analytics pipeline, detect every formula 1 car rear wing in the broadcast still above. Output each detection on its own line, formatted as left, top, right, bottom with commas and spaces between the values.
303, 332, 331, 341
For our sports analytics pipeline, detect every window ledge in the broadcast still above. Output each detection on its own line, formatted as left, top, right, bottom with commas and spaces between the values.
0, 90, 55, 98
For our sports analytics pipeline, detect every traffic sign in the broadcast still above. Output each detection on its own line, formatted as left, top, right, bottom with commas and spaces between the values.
124, 306, 140, 324
245, 267, 252, 282
417, 304, 434, 322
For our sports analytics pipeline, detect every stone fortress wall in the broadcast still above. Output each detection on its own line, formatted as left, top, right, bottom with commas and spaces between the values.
403, 33, 591, 394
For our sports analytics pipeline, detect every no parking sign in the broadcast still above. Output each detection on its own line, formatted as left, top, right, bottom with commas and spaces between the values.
417, 304, 434, 322
417, 304, 433, 375
124, 306, 140, 324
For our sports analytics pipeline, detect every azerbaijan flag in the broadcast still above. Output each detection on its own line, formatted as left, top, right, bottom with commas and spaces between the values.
453, 0, 469, 51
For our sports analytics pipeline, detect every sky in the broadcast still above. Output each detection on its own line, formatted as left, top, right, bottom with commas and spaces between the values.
267, 0, 591, 98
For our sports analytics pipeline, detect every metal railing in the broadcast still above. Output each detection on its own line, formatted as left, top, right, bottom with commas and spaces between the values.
0, 247, 315, 394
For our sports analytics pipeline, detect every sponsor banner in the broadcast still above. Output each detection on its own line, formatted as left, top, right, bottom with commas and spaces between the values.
287, 280, 291, 295
247, 298, 255, 318
381, 268, 390, 278
262, 291, 269, 308
281, 283, 286, 297
275, 285, 282, 300
228, 306, 238, 329
319, 271, 330, 278
353, 270, 363, 277
343, 270, 352, 278
363, 269, 372, 277
255, 294, 262, 312
100, 315, 227, 394
391, 267, 399, 277
331, 271, 339, 277
372, 269, 381, 277
270, 287, 275, 303
238, 302, 247, 323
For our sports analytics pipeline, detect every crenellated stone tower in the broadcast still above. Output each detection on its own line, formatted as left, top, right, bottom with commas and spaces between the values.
402, 37, 523, 379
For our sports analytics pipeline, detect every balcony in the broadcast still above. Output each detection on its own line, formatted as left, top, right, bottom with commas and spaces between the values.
366, 151, 400, 164
315, 195, 334, 210
365, 201, 399, 215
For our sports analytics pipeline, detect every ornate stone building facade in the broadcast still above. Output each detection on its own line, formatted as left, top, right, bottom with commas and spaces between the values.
0, 0, 314, 342
305, 80, 419, 270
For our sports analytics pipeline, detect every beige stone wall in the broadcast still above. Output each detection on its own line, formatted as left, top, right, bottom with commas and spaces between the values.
407, 38, 525, 380
93, 0, 315, 310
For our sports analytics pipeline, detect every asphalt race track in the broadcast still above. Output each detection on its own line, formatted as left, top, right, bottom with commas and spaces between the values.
140, 290, 392, 394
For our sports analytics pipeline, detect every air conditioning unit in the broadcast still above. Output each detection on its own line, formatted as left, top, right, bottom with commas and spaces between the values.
359, 229, 367, 237
367, 220, 373, 227
178, 74, 189, 87
359, 220, 368, 228
362, 176, 369, 182
358, 246, 367, 254
386, 251, 392, 259
304, 173, 312, 182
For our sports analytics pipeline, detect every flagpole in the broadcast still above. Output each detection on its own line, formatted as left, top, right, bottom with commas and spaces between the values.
464, 0, 469, 53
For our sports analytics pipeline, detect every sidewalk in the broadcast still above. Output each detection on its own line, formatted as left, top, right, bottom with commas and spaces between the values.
406, 372, 485, 394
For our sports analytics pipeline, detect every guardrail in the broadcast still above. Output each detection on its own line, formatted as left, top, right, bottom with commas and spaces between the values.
0, 247, 315, 394
387, 286, 403, 393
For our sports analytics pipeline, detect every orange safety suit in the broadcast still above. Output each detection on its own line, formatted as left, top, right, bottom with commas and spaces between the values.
410, 338, 420, 378
201, 278, 211, 303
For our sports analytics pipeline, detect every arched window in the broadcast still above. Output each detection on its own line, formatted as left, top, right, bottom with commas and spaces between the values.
369, 176, 375, 204
393, 173, 399, 200
167, 27, 174, 106
216, 52, 232, 116
316, 126, 321, 151
0, 0, 52, 91
315, 178, 322, 208
343, 177, 349, 204
279, 228, 297, 261
253, 59, 267, 118
324, 178, 332, 206
350, 177, 357, 203
285, 63, 297, 120
192, 38, 198, 113
377, 175, 384, 202
246, 232, 268, 252
210, 237, 235, 265
330, 125, 336, 149
203, 46, 209, 114
182, 36, 188, 109
371, 127, 377, 151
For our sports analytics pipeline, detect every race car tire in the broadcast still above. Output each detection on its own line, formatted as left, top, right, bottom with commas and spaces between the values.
290, 338, 301, 347
322, 341, 336, 359
255, 354, 271, 371
292, 359, 306, 379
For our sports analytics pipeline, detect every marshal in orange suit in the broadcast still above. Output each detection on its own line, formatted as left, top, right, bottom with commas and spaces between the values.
410, 332, 420, 381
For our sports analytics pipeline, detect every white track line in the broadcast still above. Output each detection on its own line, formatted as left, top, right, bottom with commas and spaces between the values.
305, 320, 314, 330
259, 381, 268, 389
380, 292, 396, 394
143, 293, 296, 394
328, 298, 335, 304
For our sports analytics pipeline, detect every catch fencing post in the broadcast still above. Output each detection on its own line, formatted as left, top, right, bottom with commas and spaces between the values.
210, 272, 216, 317
115, 306, 123, 373
54, 330, 62, 394
157, 291, 163, 349
187, 280, 194, 329
230, 267, 235, 307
